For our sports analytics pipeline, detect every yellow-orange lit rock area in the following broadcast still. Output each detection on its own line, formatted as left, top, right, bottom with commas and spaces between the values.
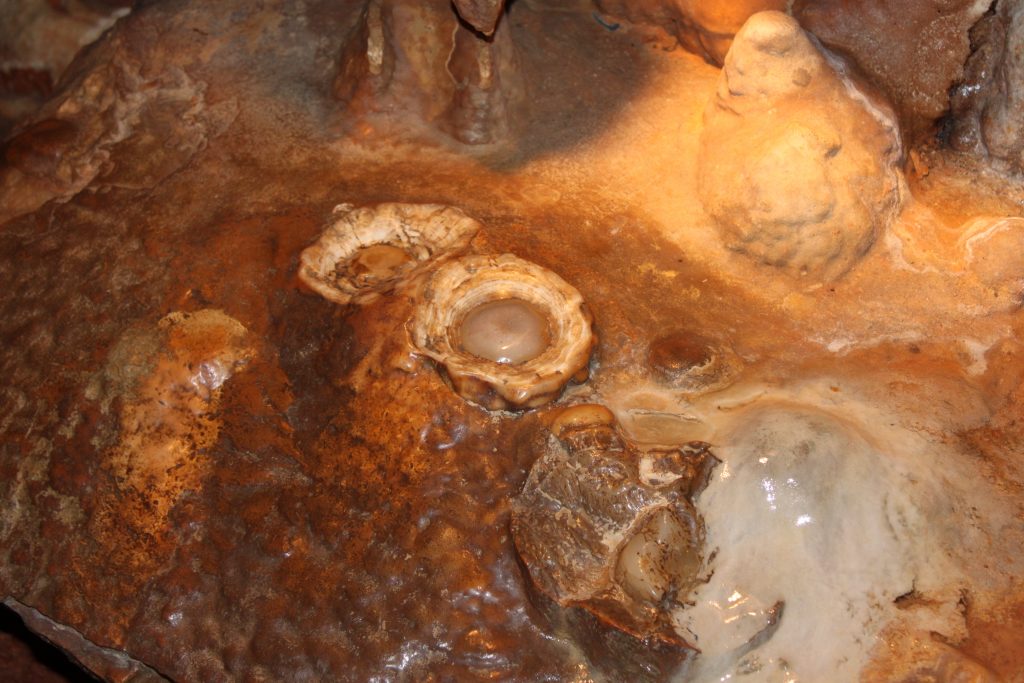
1, 1, 1023, 682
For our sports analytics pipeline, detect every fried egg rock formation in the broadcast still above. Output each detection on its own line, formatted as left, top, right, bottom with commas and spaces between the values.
410, 254, 595, 410
697, 11, 904, 281
298, 202, 480, 306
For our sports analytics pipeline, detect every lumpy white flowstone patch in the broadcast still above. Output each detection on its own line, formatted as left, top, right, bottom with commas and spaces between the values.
673, 401, 970, 682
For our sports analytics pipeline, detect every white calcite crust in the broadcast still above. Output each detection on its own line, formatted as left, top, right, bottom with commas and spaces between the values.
409, 254, 595, 410
678, 403, 974, 682
298, 202, 481, 305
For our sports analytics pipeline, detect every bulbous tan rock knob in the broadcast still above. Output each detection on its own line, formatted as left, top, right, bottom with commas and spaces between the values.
698, 11, 904, 281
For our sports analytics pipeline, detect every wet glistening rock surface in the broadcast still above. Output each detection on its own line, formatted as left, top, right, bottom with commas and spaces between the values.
1, 1, 1024, 681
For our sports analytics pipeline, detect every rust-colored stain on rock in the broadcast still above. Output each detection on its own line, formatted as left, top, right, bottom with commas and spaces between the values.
1, 1, 1024, 682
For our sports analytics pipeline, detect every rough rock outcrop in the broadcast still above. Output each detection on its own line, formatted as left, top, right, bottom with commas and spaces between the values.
594, 0, 785, 64
453, 0, 506, 35
793, 0, 993, 144
511, 405, 717, 681
0, 0, 130, 136
950, 0, 1024, 173
697, 11, 904, 281
0, 17, 237, 224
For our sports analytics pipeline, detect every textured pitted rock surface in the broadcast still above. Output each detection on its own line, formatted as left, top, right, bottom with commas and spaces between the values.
0, 5, 717, 679
950, 0, 1024, 172
594, 0, 786, 64
793, 0, 993, 144
453, 0, 507, 35
1, 0, 1024, 681
697, 11, 904, 281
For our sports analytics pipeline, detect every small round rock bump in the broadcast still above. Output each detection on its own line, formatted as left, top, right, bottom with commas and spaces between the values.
647, 330, 740, 393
